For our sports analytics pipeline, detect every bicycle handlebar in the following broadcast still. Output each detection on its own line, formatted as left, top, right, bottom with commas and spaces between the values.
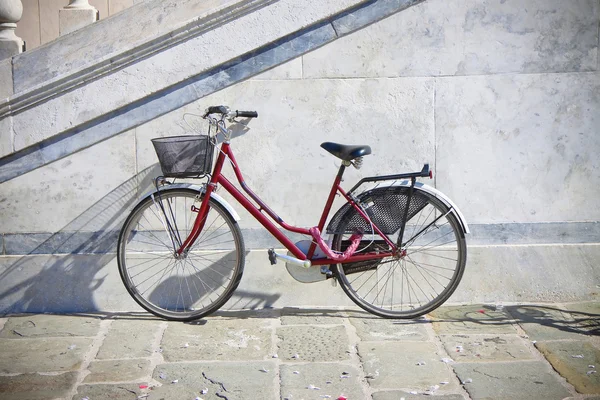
203, 105, 258, 119
236, 110, 258, 118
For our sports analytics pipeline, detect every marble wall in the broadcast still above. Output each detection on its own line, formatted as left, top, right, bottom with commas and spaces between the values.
0, 0, 598, 312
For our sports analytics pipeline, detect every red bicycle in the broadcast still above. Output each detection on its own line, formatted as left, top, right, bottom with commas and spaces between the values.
117, 106, 469, 321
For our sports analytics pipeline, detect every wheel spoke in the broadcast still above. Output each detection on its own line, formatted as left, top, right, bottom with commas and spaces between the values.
118, 190, 244, 321
333, 189, 466, 318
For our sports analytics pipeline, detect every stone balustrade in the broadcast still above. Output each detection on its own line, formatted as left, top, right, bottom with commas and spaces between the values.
0, 0, 24, 60
59, 0, 99, 36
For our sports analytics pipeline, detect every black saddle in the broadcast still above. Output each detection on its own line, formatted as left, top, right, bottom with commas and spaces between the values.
320, 142, 372, 161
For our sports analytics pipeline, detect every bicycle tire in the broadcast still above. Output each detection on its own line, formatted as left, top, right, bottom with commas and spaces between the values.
117, 188, 245, 321
332, 187, 466, 318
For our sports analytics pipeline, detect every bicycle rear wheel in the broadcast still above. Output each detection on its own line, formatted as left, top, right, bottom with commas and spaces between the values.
332, 187, 466, 318
117, 188, 245, 321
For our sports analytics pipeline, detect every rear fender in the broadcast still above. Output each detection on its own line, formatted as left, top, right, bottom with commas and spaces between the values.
326, 181, 469, 235
396, 181, 469, 234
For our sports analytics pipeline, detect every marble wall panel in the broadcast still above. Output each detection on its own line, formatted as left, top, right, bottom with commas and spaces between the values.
0, 115, 12, 158
435, 72, 600, 224
0, 59, 13, 99
303, 0, 599, 78
0, 131, 136, 234
252, 58, 303, 80
135, 77, 435, 228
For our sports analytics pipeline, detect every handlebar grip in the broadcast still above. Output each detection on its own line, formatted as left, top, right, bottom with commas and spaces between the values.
236, 110, 258, 118
205, 105, 229, 116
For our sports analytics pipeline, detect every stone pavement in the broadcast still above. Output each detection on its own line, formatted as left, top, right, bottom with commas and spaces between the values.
0, 302, 598, 400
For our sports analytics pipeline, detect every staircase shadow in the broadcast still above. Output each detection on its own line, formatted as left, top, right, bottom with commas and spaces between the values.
0, 164, 278, 315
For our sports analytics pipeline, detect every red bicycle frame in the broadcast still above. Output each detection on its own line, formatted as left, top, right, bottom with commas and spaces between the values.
177, 141, 397, 265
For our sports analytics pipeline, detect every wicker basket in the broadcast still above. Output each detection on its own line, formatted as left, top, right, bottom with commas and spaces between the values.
151, 135, 214, 178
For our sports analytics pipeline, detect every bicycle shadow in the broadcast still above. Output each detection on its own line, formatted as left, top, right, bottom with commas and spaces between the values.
428, 304, 600, 337
0, 163, 279, 315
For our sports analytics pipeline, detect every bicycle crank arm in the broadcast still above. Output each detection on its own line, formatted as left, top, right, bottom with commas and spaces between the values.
268, 249, 311, 269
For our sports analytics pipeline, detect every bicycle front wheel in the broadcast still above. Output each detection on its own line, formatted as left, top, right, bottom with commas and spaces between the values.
117, 188, 245, 321
332, 187, 466, 318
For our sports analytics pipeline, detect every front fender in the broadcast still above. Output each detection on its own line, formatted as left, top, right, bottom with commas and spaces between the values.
140, 183, 240, 221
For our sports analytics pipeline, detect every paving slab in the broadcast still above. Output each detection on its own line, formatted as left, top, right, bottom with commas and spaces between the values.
439, 334, 536, 362
0, 337, 92, 373
358, 341, 457, 392
0, 372, 78, 400
96, 320, 162, 360
349, 316, 429, 341
535, 341, 600, 394
280, 363, 366, 400
72, 383, 145, 400
0, 315, 100, 338
431, 305, 517, 335
507, 305, 588, 340
280, 308, 347, 325
151, 361, 278, 399
161, 318, 273, 362
277, 325, 351, 362
564, 302, 600, 336
83, 359, 152, 383
372, 390, 465, 400
452, 361, 571, 400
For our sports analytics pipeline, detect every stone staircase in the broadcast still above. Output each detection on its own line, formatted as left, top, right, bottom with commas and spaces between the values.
0, 0, 424, 183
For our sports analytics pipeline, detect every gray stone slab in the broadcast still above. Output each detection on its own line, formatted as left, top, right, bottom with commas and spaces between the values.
152, 361, 278, 400
372, 391, 465, 400
280, 363, 367, 400
349, 315, 429, 341
0, 372, 78, 400
507, 305, 588, 341
96, 320, 162, 359
1, 130, 135, 233
141, 77, 435, 226
0, 254, 145, 315
468, 222, 600, 245
280, 308, 348, 325
252, 57, 302, 80
358, 341, 457, 392
431, 305, 517, 335
564, 302, 600, 336
4, 230, 120, 255
451, 245, 600, 304
277, 325, 350, 362
5, 221, 600, 255
161, 318, 273, 361
0, 315, 100, 338
332, 0, 424, 35
0, 337, 92, 373
84, 359, 152, 383
436, 72, 600, 224
0, 59, 12, 99
452, 361, 571, 400
72, 384, 144, 400
439, 334, 536, 362
535, 341, 600, 394
0, 114, 12, 159
305, 0, 599, 78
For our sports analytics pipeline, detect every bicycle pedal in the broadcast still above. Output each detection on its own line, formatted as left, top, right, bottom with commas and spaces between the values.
268, 249, 277, 265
